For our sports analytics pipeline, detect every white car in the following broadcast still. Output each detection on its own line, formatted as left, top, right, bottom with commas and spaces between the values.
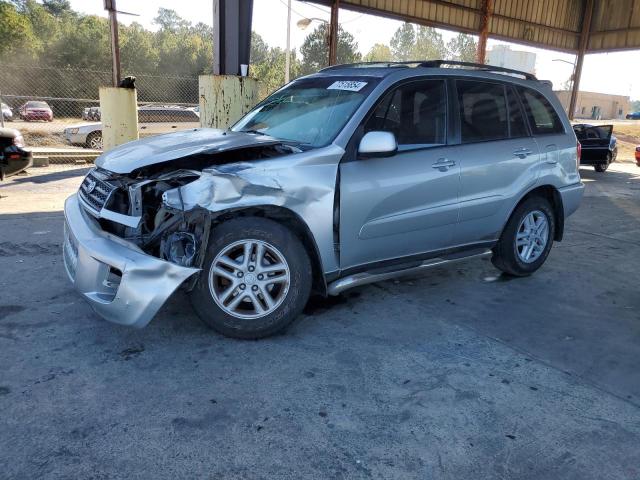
64, 106, 200, 150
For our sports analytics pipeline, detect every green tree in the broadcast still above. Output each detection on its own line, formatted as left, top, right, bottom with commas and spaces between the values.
413, 25, 446, 60
363, 43, 392, 62
390, 22, 415, 61
446, 33, 477, 62
0, 1, 40, 58
300, 23, 361, 75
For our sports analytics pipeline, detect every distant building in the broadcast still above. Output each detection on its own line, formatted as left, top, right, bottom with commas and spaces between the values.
554, 90, 630, 119
487, 45, 536, 75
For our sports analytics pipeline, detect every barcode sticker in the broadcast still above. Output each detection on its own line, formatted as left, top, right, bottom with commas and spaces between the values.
327, 81, 368, 92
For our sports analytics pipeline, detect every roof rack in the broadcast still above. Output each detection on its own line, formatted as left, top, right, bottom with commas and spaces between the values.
418, 60, 537, 80
320, 59, 538, 81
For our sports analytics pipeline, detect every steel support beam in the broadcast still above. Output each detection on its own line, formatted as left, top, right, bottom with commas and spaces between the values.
569, 0, 595, 120
328, 0, 339, 65
476, 0, 493, 64
213, 0, 254, 76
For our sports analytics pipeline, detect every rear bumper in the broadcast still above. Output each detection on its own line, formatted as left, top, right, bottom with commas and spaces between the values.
1, 151, 32, 177
63, 194, 199, 328
559, 182, 584, 219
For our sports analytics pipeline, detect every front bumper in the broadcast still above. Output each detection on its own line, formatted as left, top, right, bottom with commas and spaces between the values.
63, 194, 199, 328
64, 131, 88, 145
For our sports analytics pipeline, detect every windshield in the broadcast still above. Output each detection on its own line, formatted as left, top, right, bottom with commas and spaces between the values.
232, 77, 379, 147
27, 101, 48, 108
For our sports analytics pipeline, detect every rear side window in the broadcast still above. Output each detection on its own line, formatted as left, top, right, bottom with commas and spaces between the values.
366, 79, 447, 148
518, 87, 564, 135
456, 80, 508, 143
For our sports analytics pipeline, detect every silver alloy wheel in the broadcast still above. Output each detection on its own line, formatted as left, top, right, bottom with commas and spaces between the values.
89, 133, 103, 150
515, 210, 549, 264
208, 239, 291, 319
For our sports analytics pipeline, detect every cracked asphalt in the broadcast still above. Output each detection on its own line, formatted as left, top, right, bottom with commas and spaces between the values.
1, 162, 639, 479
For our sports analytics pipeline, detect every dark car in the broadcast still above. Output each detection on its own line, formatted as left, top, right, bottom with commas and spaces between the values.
573, 123, 617, 172
626, 112, 640, 120
0, 128, 32, 180
88, 106, 101, 121
19, 101, 53, 122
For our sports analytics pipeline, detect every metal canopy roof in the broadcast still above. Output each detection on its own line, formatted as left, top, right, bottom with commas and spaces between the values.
310, 0, 640, 53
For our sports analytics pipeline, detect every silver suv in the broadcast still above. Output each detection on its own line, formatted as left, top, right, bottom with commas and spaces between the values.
63, 60, 584, 339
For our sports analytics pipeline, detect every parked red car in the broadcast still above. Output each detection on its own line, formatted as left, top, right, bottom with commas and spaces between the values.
19, 101, 53, 122
635, 146, 640, 166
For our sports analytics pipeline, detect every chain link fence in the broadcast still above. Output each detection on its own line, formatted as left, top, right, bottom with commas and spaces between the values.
0, 64, 199, 157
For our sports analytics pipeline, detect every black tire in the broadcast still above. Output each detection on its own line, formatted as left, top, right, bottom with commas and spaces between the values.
491, 196, 556, 277
594, 161, 608, 172
190, 217, 312, 339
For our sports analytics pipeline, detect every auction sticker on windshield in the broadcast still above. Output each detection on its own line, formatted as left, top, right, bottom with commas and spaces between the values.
327, 81, 368, 92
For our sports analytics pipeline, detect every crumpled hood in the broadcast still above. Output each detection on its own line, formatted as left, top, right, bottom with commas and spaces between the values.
95, 128, 282, 174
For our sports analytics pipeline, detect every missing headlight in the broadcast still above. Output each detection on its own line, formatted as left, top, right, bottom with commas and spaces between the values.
161, 231, 197, 267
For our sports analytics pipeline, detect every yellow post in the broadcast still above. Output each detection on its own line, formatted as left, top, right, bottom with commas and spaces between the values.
99, 87, 138, 151
199, 75, 259, 129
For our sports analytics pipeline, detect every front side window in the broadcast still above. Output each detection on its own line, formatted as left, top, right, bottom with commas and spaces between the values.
457, 80, 508, 143
232, 77, 379, 147
364, 79, 447, 148
518, 87, 564, 135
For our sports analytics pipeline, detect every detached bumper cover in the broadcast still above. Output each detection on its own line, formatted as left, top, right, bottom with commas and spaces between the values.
63, 194, 199, 328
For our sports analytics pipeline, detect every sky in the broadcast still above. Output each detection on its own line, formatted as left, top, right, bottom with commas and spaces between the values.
68, 0, 639, 100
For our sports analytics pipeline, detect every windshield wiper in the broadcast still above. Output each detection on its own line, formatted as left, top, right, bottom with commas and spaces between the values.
239, 129, 267, 136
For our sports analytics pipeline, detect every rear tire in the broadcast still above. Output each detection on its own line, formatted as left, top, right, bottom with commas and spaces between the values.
594, 161, 608, 172
492, 196, 555, 277
190, 217, 312, 339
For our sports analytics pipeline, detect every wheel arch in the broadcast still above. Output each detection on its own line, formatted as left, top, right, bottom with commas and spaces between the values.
209, 205, 327, 296
504, 185, 565, 242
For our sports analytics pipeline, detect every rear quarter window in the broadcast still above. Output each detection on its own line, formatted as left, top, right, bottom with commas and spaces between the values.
518, 87, 564, 135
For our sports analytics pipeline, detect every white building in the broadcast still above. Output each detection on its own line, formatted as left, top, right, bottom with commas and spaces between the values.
487, 45, 536, 75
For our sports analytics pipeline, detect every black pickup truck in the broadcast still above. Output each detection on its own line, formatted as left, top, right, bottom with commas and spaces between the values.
573, 123, 617, 173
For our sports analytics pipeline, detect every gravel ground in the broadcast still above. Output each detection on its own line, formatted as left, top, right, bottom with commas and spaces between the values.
0, 162, 639, 479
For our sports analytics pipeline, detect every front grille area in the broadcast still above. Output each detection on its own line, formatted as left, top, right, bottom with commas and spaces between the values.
79, 169, 116, 212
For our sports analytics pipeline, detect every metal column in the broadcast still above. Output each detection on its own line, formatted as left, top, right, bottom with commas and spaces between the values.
328, 0, 339, 66
476, 0, 493, 64
568, 0, 595, 120
213, 0, 254, 76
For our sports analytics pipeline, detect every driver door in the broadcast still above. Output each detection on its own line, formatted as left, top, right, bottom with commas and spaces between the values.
339, 79, 460, 270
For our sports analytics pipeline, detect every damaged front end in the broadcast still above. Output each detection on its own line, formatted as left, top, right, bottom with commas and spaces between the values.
64, 132, 319, 328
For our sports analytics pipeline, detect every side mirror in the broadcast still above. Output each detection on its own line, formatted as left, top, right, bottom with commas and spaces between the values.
358, 131, 397, 158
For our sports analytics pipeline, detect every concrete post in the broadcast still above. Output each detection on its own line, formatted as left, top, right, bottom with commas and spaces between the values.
99, 87, 138, 151
199, 75, 259, 129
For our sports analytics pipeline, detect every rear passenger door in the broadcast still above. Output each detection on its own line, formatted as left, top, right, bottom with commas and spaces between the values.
517, 86, 576, 184
451, 80, 540, 246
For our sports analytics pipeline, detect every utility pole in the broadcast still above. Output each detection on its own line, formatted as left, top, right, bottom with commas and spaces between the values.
104, 0, 121, 86
285, 0, 291, 83
0, 89, 4, 128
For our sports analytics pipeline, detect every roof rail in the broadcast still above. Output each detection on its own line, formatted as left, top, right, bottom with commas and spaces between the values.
320, 59, 538, 81
418, 60, 538, 81
320, 61, 422, 72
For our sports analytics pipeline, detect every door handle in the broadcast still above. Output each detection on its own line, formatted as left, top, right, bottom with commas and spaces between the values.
432, 158, 456, 170
513, 148, 533, 159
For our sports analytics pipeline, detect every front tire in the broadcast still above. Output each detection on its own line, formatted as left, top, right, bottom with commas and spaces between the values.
190, 217, 312, 339
492, 196, 555, 277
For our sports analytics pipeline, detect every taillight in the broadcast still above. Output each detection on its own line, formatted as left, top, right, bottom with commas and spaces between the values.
635, 146, 640, 162
576, 141, 582, 168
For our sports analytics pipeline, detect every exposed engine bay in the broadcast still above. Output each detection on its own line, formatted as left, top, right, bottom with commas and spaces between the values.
78, 143, 300, 269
